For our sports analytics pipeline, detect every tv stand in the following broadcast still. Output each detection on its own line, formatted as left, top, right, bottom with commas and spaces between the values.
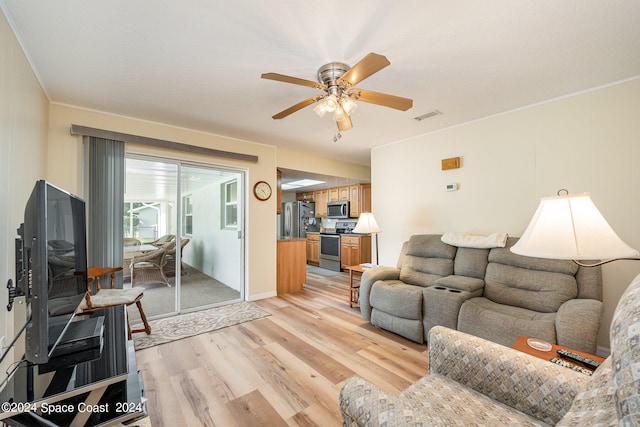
0, 306, 145, 426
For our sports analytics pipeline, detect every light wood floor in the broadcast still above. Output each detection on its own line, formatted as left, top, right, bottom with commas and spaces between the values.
135, 270, 428, 427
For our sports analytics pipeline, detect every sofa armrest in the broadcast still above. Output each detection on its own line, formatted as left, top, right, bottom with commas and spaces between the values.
556, 298, 603, 354
359, 266, 400, 321
428, 326, 588, 425
340, 377, 431, 427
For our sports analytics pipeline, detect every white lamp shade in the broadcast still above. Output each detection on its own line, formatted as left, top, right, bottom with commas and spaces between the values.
353, 212, 381, 234
510, 192, 639, 260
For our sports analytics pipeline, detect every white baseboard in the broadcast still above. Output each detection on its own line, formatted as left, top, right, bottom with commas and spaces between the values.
247, 291, 277, 301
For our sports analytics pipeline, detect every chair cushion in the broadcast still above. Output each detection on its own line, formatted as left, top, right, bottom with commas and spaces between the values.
610, 273, 640, 424
399, 375, 547, 426
80, 288, 144, 309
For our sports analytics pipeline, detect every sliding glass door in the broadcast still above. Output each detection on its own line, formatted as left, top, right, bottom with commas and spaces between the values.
124, 156, 244, 321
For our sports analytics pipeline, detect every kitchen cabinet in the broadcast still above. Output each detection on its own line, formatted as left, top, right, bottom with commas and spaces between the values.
328, 187, 339, 202
349, 185, 360, 217
306, 232, 320, 266
338, 186, 350, 201
297, 183, 371, 218
314, 190, 327, 217
277, 239, 307, 295
360, 184, 372, 214
340, 234, 371, 269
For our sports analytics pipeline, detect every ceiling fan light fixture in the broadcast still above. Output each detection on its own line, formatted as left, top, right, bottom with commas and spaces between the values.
341, 97, 358, 115
324, 94, 338, 112
313, 103, 327, 118
333, 105, 346, 122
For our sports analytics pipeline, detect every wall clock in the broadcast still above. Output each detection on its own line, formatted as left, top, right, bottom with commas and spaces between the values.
253, 181, 272, 201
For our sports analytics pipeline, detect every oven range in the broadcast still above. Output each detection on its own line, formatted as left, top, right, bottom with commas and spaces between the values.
319, 221, 355, 272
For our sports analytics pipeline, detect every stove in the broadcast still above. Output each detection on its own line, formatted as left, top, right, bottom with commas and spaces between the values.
319, 222, 355, 271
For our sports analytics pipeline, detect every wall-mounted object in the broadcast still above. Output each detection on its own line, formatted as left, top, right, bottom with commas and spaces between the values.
441, 157, 461, 170
445, 183, 458, 192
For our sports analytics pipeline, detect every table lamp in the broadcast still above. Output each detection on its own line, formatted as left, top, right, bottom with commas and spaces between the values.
510, 190, 639, 266
353, 212, 382, 265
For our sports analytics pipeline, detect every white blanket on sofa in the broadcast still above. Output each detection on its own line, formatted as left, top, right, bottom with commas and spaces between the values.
441, 232, 508, 249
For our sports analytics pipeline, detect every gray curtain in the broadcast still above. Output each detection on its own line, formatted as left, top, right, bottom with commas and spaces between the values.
85, 136, 125, 289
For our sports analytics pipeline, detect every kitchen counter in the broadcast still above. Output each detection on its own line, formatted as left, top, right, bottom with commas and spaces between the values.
277, 239, 306, 294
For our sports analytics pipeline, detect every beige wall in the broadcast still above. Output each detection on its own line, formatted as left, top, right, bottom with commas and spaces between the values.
0, 9, 49, 371
371, 77, 640, 351
277, 147, 371, 181
47, 104, 279, 300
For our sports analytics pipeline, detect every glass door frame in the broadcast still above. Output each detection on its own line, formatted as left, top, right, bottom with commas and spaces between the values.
125, 153, 246, 318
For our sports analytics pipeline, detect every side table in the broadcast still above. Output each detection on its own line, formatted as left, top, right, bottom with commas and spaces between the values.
344, 265, 372, 308
512, 336, 605, 372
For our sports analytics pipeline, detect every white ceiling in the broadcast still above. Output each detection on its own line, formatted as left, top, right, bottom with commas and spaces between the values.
2, 1, 640, 167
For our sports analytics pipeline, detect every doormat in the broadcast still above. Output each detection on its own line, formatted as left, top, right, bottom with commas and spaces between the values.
131, 301, 270, 350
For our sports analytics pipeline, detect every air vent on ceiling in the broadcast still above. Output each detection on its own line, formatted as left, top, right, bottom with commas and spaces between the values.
414, 110, 442, 121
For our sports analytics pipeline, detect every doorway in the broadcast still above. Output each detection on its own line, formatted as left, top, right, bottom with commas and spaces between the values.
124, 156, 245, 321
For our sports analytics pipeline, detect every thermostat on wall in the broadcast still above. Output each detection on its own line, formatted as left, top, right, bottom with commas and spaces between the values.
445, 183, 458, 192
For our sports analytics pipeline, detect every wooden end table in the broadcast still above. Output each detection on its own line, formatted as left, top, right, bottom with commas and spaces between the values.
512, 336, 605, 372
344, 265, 371, 308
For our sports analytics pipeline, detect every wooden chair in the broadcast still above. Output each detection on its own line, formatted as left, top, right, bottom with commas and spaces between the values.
80, 266, 151, 339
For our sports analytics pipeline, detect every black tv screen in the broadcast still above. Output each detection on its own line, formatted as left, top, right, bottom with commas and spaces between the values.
21, 180, 88, 364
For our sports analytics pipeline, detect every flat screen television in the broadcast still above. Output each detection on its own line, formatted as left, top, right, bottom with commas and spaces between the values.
17, 180, 88, 364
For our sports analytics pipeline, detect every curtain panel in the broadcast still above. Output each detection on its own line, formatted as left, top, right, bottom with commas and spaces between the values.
85, 136, 125, 289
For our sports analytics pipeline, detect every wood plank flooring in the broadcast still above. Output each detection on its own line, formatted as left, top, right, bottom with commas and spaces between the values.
135, 270, 428, 427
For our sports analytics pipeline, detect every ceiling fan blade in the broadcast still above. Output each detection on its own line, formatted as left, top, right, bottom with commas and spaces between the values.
349, 88, 413, 111
272, 96, 323, 120
261, 72, 326, 90
338, 53, 390, 87
336, 115, 352, 131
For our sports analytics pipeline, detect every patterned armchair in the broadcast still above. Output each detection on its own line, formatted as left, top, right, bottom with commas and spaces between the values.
340, 273, 640, 426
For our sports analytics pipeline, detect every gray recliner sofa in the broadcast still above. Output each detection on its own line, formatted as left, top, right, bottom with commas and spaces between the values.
359, 234, 603, 353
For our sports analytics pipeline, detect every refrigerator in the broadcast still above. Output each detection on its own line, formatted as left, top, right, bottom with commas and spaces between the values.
282, 201, 318, 238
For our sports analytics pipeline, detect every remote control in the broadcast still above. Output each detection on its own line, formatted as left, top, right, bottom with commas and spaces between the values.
550, 358, 593, 376
557, 349, 601, 370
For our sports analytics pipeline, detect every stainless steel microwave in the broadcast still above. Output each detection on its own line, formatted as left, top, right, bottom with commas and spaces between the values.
326, 201, 350, 219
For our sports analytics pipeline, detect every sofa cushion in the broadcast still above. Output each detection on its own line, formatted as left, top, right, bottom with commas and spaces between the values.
454, 247, 490, 279
399, 234, 456, 287
370, 280, 423, 320
489, 237, 579, 275
484, 263, 578, 312
371, 309, 424, 343
458, 297, 557, 347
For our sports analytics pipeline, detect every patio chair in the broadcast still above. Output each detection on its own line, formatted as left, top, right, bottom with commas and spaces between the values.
79, 266, 151, 339
149, 234, 175, 247
130, 244, 171, 287
123, 237, 141, 247
163, 238, 190, 277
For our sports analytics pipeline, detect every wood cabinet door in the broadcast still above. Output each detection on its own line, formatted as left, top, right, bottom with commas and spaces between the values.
328, 188, 339, 202
360, 184, 371, 214
315, 190, 327, 217
349, 185, 360, 217
338, 186, 350, 201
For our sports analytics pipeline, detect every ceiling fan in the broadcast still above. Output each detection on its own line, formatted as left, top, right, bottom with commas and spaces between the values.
261, 52, 413, 132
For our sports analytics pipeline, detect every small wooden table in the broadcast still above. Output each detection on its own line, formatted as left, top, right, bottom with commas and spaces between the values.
344, 265, 373, 308
512, 336, 605, 371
